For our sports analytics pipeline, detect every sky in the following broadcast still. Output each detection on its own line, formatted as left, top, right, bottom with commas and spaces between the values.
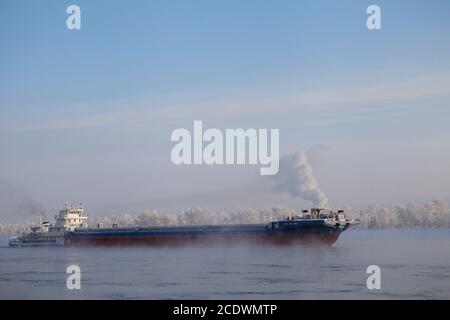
1, 0, 450, 222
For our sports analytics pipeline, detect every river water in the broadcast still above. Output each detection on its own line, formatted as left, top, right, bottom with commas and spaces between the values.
0, 229, 449, 299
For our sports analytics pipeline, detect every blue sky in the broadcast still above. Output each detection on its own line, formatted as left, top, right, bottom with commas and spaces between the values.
1, 0, 450, 220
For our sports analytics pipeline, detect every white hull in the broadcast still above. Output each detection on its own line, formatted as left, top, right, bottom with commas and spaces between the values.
8, 235, 65, 247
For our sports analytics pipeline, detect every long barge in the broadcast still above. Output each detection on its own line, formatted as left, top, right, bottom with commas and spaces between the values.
8, 204, 359, 247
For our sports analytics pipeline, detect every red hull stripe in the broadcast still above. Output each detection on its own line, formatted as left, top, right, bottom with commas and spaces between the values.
66, 234, 340, 246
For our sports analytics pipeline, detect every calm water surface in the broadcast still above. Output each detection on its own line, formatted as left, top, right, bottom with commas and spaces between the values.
0, 229, 449, 299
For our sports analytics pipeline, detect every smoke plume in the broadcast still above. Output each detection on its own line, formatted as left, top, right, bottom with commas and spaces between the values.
273, 151, 329, 208
0, 180, 47, 223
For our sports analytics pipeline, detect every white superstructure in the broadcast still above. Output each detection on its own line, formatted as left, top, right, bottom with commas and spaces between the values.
50, 203, 88, 232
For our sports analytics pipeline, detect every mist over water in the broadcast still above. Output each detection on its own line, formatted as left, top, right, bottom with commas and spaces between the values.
1, 229, 449, 299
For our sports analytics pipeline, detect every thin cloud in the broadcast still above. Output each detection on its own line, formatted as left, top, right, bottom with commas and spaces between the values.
5, 74, 450, 133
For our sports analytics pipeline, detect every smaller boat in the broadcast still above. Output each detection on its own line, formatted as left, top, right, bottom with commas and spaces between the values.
8, 203, 86, 247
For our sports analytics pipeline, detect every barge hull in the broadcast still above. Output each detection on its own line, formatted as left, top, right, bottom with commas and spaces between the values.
66, 220, 347, 246
66, 232, 342, 246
